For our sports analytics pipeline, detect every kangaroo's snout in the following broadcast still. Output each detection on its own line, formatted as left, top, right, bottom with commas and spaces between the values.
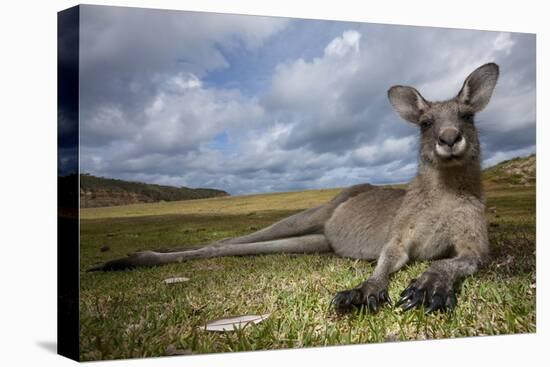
438, 128, 462, 148
435, 127, 467, 161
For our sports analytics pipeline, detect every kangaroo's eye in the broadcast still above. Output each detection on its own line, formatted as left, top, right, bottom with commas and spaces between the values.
420, 119, 433, 129
460, 112, 474, 122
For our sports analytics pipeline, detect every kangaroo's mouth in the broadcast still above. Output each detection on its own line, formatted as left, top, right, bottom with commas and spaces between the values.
435, 138, 468, 162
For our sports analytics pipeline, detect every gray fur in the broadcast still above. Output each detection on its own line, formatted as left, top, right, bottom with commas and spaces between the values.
91, 63, 500, 314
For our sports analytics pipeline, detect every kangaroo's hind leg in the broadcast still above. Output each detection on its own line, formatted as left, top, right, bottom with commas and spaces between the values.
88, 203, 335, 271
217, 185, 374, 246
88, 234, 331, 271
218, 204, 333, 245
87, 187, 374, 272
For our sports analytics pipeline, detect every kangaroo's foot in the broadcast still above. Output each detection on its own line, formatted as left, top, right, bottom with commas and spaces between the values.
87, 251, 161, 271
331, 278, 392, 313
396, 272, 457, 314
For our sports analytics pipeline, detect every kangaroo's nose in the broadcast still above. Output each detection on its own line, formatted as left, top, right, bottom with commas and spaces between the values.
438, 128, 462, 147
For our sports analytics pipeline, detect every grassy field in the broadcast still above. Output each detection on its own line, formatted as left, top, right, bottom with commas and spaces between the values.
79, 183, 535, 361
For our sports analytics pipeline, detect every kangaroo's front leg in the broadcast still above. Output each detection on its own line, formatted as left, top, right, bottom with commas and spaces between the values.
397, 213, 488, 314
331, 239, 409, 312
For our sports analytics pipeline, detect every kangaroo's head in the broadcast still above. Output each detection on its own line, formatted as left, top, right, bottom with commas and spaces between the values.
388, 63, 499, 168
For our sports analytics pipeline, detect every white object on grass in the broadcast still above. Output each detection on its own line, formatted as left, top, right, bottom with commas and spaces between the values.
203, 314, 270, 332
163, 277, 190, 284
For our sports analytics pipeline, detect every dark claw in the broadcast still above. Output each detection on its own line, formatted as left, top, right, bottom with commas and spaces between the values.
424, 293, 444, 314
445, 293, 457, 311
379, 289, 392, 305
331, 289, 361, 311
399, 279, 416, 297
396, 286, 416, 307
331, 281, 391, 314
396, 278, 418, 306
398, 276, 458, 313
395, 295, 407, 307
367, 295, 378, 312
401, 289, 425, 311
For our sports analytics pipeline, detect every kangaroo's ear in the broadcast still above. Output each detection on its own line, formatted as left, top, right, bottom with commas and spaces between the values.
457, 63, 499, 112
387, 86, 430, 124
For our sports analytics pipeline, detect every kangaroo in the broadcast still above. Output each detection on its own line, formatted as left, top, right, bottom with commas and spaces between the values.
89, 63, 499, 314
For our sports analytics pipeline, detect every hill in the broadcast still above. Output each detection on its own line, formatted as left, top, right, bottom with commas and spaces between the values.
78, 174, 229, 208
483, 154, 536, 187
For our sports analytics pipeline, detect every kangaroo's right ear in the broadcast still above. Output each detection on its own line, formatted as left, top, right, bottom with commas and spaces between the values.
387, 86, 430, 124
457, 63, 500, 112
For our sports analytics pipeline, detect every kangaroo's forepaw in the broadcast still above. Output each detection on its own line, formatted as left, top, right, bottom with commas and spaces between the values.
87, 251, 159, 272
331, 279, 391, 313
396, 273, 457, 314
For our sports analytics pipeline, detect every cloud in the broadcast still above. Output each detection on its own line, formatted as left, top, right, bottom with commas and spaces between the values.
79, 5, 288, 77
78, 6, 536, 195
493, 32, 515, 55
79, 5, 286, 149
80, 79, 265, 179
352, 136, 417, 165
324, 30, 361, 57
136, 77, 264, 155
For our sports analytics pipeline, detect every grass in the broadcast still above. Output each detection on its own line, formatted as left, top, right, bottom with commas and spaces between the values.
79, 182, 535, 361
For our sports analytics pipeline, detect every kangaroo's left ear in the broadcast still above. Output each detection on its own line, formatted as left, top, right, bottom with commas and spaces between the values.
387, 85, 430, 124
457, 63, 500, 112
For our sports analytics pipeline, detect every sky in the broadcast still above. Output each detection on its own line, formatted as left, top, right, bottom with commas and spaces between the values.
71, 5, 536, 195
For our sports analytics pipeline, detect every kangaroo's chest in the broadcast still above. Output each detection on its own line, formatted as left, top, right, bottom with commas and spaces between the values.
397, 196, 462, 260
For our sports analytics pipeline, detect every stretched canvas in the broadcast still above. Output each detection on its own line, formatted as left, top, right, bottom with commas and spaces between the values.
58, 4, 536, 362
